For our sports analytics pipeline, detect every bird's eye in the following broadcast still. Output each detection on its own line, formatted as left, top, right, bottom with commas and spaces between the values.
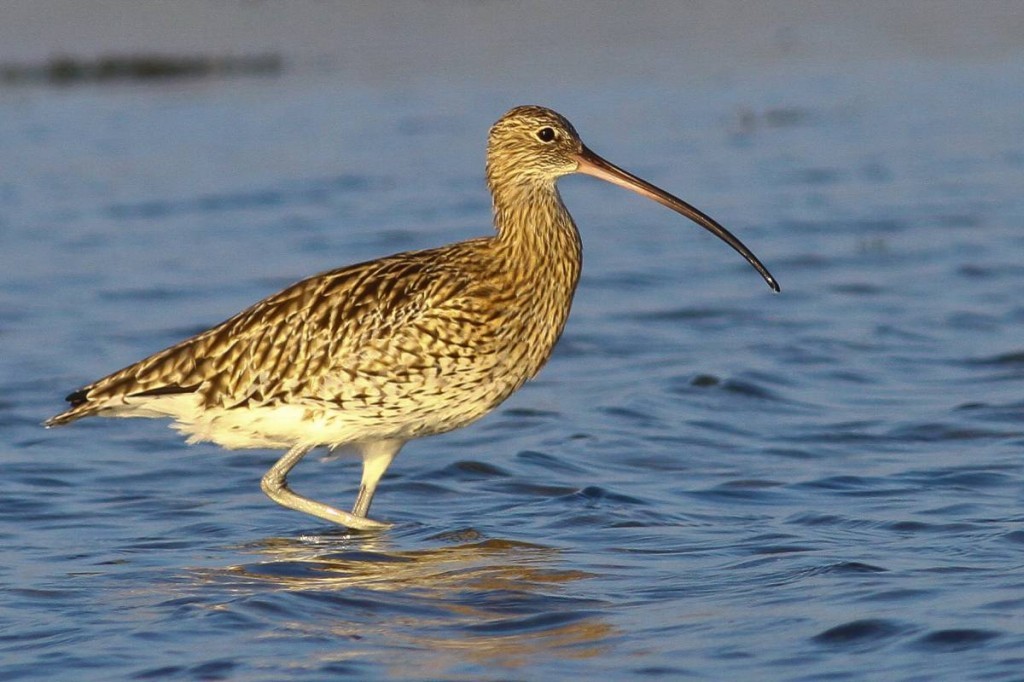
536, 127, 556, 142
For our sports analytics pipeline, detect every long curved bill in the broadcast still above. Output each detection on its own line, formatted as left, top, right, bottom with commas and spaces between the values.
574, 145, 780, 292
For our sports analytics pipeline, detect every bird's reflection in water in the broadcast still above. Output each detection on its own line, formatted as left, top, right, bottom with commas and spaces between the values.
190, 528, 614, 673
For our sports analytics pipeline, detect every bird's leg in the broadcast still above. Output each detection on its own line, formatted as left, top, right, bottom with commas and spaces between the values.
261, 443, 390, 531
351, 439, 404, 519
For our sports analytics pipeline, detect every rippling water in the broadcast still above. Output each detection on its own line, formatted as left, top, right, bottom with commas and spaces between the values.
3, 57, 1024, 680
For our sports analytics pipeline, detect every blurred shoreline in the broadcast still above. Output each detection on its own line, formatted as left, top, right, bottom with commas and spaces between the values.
0, 1, 1021, 87
0, 53, 282, 86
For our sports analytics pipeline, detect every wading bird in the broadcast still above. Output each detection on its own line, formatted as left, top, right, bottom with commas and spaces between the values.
46, 105, 779, 530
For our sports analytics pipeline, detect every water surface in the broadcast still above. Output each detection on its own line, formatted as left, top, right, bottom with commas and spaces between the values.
2, 57, 1024, 680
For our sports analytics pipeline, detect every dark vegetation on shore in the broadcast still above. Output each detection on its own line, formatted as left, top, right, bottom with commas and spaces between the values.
0, 53, 283, 85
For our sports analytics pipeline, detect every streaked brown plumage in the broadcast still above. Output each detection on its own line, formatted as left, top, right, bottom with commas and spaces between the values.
45, 105, 779, 530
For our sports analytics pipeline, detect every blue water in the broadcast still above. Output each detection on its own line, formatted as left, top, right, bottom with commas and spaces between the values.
3, 58, 1024, 681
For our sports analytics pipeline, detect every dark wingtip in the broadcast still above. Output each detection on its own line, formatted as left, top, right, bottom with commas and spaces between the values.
66, 388, 89, 407
128, 384, 199, 398
767, 276, 781, 293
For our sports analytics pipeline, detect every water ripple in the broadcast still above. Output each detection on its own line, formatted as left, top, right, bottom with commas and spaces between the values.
105, 174, 378, 220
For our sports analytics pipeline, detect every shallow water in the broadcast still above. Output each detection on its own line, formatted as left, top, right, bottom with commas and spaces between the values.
3, 58, 1024, 680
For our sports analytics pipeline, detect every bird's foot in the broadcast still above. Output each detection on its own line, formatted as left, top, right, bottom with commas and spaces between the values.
343, 513, 392, 532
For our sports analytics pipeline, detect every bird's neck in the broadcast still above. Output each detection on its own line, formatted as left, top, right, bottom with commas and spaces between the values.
490, 182, 583, 276
486, 180, 584, 383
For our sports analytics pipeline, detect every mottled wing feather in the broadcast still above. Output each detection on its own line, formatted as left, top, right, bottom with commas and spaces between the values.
46, 242, 484, 425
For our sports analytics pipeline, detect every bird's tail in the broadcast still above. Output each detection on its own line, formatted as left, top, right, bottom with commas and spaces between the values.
43, 389, 94, 427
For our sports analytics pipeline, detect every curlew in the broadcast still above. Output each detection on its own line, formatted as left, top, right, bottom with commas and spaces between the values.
45, 105, 779, 530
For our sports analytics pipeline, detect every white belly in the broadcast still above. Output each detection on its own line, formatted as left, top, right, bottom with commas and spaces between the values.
105, 389, 500, 451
